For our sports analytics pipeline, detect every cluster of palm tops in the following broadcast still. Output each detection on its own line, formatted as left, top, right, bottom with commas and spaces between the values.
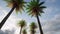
0, 0, 46, 34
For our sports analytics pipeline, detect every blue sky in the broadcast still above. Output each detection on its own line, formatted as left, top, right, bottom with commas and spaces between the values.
0, 0, 60, 34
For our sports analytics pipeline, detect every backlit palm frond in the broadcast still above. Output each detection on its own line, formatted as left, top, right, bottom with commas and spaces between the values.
4, 0, 26, 13
4, 0, 13, 7
15, 1, 26, 13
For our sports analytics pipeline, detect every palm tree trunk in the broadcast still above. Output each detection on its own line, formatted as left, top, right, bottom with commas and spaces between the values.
20, 27, 22, 34
36, 15, 43, 34
0, 6, 16, 29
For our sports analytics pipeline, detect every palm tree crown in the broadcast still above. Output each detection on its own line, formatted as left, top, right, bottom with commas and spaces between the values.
18, 20, 26, 28
27, 0, 46, 17
30, 22, 37, 34
30, 22, 37, 29
4, 0, 26, 12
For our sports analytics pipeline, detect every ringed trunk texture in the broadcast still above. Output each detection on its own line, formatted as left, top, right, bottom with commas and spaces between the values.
36, 15, 43, 34
20, 27, 22, 34
0, 6, 16, 29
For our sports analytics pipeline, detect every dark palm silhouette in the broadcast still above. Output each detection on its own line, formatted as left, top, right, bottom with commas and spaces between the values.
17, 20, 26, 34
0, 0, 26, 29
30, 22, 37, 34
22, 29, 27, 34
26, 0, 46, 34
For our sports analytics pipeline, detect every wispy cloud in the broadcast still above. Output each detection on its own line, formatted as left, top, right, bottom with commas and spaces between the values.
43, 14, 60, 34
46, 0, 56, 3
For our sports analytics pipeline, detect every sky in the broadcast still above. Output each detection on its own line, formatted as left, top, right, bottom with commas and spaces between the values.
0, 0, 60, 34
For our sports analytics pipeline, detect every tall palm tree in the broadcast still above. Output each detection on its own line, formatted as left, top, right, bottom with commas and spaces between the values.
0, 0, 26, 29
17, 20, 26, 34
30, 22, 37, 34
26, 0, 46, 34
22, 29, 27, 34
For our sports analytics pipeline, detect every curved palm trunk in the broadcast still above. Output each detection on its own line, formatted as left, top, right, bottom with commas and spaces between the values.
20, 27, 22, 34
0, 6, 16, 29
36, 15, 43, 34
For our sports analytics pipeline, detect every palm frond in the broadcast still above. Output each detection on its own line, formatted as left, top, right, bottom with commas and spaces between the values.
39, 1, 45, 6
40, 6, 46, 8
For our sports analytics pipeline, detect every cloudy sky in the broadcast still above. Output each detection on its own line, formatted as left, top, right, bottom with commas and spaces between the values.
0, 0, 60, 34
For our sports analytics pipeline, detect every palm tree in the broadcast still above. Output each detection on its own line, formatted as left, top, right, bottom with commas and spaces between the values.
22, 29, 27, 34
26, 0, 46, 34
0, 0, 26, 29
30, 22, 37, 34
17, 20, 26, 34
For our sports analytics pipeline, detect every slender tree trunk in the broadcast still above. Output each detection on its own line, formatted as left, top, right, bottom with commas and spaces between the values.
20, 27, 22, 34
36, 15, 43, 34
0, 6, 16, 29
